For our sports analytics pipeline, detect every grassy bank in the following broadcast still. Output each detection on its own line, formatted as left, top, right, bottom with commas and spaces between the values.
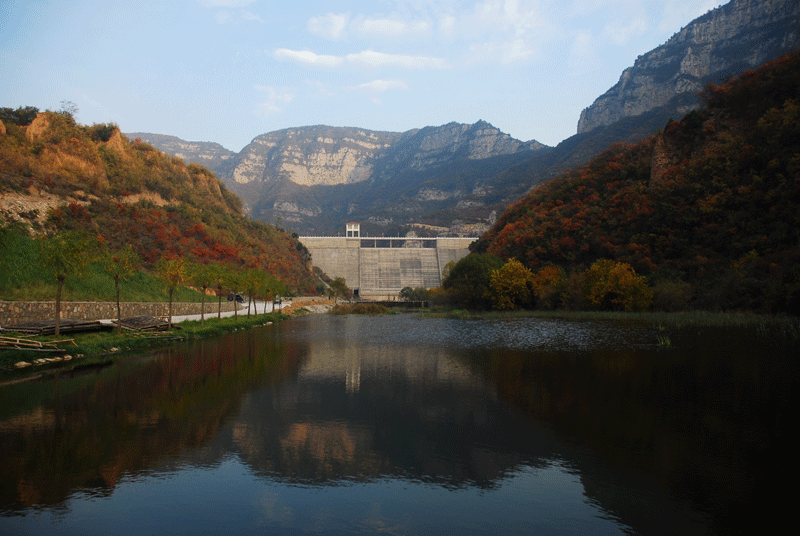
0, 311, 290, 380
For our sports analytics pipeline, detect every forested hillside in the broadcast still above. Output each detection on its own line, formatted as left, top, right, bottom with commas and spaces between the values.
0, 109, 317, 296
473, 53, 800, 313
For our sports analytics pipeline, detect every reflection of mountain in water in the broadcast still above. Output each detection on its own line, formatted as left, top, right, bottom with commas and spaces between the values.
208, 317, 559, 487
227, 344, 554, 488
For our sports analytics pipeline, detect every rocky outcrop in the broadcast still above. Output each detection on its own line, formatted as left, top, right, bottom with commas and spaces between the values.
577, 0, 800, 134
126, 132, 236, 171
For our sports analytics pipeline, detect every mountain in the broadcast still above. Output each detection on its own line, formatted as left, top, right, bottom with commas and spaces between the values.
129, 0, 800, 238
0, 112, 318, 295
473, 52, 800, 313
132, 122, 548, 236
577, 0, 800, 134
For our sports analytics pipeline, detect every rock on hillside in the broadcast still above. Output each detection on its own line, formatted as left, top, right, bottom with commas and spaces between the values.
577, 0, 800, 134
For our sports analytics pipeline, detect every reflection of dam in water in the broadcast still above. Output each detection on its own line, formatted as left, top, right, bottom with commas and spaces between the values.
301, 223, 476, 299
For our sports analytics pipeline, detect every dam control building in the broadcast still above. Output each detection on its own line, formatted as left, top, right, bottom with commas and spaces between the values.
301, 224, 476, 299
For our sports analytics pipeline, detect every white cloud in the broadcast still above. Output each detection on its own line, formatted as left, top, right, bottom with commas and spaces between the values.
353, 17, 431, 38
240, 10, 264, 23
349, 79, 410, 93
346, 50, 447, 69
275, 48, 448, 70
438, 14, 457, 38
200, 0, 255, 7
463, 0, 544, 37
274, 49, 344, 68
254, 86, 293, 117
308, 13, 350, 40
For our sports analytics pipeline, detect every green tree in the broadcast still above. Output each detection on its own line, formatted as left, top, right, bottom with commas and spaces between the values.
38, 230, 99, 336
155, 257, 186, 328
400, 286, 429, 301
226, 268, 245, 319
443, 253, 504, 309
187, 261, 215, 327
102, 244, 141, 334
328, 277, 350, 304
210, 263, 231, 319
490, 259, 534, 310
243, 268, 269, 317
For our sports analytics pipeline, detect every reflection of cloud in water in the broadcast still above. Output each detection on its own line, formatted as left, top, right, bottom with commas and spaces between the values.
254, 491, 295, 527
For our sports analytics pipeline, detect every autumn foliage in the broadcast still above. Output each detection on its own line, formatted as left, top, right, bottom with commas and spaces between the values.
473, 52, 800, 313
0, 112, 318, 295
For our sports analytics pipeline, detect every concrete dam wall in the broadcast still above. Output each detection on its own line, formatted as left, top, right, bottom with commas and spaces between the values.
300, 236, 475, 299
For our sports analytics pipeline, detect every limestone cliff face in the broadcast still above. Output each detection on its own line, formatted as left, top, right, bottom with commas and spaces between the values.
222, 121, 543, 188
227, 126, 402, 187
577, 0, 800, 134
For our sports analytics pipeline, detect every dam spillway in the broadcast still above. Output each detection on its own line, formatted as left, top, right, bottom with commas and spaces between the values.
300, 234, 475, 299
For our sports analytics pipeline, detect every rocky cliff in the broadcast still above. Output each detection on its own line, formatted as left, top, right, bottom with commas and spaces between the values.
216, 120, 544, 188
221, 126, 403, 187
576, 0, 800, 134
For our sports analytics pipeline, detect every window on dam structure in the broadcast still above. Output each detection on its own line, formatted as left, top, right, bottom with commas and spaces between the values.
346, 223, 360, 238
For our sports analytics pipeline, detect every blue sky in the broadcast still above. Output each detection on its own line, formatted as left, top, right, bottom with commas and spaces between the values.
1, 0, 722, 152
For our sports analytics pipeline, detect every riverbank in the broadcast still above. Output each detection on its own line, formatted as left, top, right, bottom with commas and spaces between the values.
0, 297, 343, 380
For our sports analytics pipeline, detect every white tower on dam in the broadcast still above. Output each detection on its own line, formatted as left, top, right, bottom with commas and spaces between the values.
301, 223, 476, 299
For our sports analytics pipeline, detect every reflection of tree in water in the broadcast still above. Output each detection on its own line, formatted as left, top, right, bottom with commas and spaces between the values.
0, 328, 301, 512
470, 327, 799, 536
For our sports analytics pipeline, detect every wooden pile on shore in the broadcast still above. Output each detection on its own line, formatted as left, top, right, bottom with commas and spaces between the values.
0, 335, 76, 353
1, 319, 111, 336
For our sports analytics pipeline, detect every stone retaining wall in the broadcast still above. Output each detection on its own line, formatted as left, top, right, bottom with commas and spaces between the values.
0, 300, 239, 326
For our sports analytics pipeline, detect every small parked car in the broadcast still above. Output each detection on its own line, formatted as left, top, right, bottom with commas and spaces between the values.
227, 294, 244, 303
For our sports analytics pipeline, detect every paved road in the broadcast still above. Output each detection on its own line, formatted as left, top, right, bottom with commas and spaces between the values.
100, 300, 285, 325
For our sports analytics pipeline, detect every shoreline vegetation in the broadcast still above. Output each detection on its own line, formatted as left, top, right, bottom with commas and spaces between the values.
0, 311, 290, 382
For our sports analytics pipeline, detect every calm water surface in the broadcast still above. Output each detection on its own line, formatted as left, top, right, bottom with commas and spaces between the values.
0, 314, 795, 535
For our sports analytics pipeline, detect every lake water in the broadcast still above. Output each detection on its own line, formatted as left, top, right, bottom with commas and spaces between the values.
0, 313, 795, 535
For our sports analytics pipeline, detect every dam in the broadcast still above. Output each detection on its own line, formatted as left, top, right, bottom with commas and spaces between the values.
301, 224, 476, 299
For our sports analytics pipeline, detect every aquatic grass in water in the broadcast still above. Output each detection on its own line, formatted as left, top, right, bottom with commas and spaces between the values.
330, 303, 393, 315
